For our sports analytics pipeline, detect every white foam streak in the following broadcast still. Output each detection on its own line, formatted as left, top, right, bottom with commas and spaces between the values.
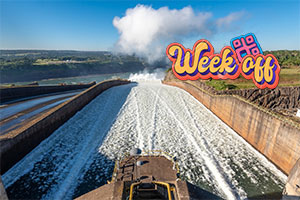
129, 68, 166, 81
3, 82, 286, 199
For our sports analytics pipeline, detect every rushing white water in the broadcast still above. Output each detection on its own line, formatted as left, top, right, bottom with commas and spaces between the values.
129, 68, 166, 81
2, 82, 286, 199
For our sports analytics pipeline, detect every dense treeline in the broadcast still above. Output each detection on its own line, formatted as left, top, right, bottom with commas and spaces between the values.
0, 50, 298, 83
264, 50, 300, 67
0, 50, 166, 83
0, 61, 147, 83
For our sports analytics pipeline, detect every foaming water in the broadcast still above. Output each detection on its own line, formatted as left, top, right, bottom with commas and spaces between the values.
129, 68, 166, 81
3, 82, 286, 199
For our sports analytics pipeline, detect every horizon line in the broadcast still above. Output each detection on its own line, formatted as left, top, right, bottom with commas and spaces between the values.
1, 48, 300, 52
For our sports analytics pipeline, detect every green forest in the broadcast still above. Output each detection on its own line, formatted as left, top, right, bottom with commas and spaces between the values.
0, 50, 166, 83
264, 50, 300, 67
0, 50, 299, 84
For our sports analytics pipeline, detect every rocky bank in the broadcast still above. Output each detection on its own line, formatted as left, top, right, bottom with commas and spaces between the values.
164, 71, 300, 122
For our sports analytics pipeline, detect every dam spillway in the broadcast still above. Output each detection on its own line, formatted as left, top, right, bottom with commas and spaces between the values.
0, 91, 81, 135
2, 81, 287, 199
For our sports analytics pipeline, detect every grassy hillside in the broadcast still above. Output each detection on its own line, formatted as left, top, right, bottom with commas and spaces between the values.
167, 50, 300, 90
205, 51, 300, 90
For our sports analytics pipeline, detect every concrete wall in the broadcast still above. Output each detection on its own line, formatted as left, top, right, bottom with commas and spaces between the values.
283, 158, 300, 197
0, 176, 8, 200
0, 79, 130, 174
0, 82, 96, 103
163, 79, 300, 175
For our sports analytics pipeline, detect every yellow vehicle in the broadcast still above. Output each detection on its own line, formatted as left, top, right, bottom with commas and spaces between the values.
76, 149, 220, 200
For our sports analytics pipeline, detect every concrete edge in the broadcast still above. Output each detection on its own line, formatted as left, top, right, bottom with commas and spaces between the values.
283, 158, 300, 198
0, 79, 131, 174
184, 80, 300, 130
0, 175, 8, 200
162, 79, 300, 175
0, 82, 96, 103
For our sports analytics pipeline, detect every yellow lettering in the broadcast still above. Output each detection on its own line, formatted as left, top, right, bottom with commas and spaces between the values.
264, 56, 275, 83
166, 40, 280, 89
188, 42, 209, 74
209, 56, 221, 73
242, 56, 255, 74
198, 56, 210, 73
168, 45, 185, 74
168, 41, 210, 75
222, 48, 235, 73
183, 51, 193, 74
254, 56, 264, 83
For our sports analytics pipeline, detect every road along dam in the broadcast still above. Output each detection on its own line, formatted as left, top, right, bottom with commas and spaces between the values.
0, 90, 82, 135
2, 81, 287, 199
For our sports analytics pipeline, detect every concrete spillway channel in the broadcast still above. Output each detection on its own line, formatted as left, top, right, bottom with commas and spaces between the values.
2, 81, 286, 199
0, 91, 81, 135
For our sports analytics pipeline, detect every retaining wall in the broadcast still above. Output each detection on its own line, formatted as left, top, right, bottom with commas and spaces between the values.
0, 176, 8, 200
0, 79, 130, 174
0, 82, 96, 103
163, 79, 300, 175
283, 158, 300, 197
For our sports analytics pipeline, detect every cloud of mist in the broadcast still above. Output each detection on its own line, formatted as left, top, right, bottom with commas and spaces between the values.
113, 5, 245, 62
216, 11, 246, 30
129, 68, 166, 81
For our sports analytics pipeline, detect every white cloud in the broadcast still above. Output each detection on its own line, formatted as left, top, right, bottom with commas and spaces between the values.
113, 5, 245, 62
216, 11, 246, 30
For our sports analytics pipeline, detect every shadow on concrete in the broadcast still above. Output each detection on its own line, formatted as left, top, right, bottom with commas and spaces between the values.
186, 181, 223, 199
4, 82, 138, 200
71, 81, 136, 197
248, 192, 283, 200
72, 153, 116, 199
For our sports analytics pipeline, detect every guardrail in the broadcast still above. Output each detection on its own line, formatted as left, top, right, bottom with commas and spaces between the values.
128, 181, 174, 200
129, 182, 141, 200
152, 181, 172, 200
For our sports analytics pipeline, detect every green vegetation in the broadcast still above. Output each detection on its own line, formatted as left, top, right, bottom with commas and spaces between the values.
205, 79, 238, 90
166, 67, 172, 72
0, 50, 165, 83
210, 50, 300, 90
207, 50, 300, 90
264, 50, 300, 67
1, 50, 299, 86
204, 65, 300, 90
166, 50, 299, 90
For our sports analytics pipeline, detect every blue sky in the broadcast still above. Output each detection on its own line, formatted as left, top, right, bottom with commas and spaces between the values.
1, 0, 299, 51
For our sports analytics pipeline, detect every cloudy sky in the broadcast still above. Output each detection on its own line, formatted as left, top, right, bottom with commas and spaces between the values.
1, 0, 299, 56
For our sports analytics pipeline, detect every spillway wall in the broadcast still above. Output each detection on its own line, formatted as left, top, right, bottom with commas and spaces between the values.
0, 82, 96, 103
283, 158, 300, 197
0, 79, 131, 174
163, 78, 300, 175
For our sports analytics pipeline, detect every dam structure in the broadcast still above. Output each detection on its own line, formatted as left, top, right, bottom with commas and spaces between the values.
2, 81, 287, 199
